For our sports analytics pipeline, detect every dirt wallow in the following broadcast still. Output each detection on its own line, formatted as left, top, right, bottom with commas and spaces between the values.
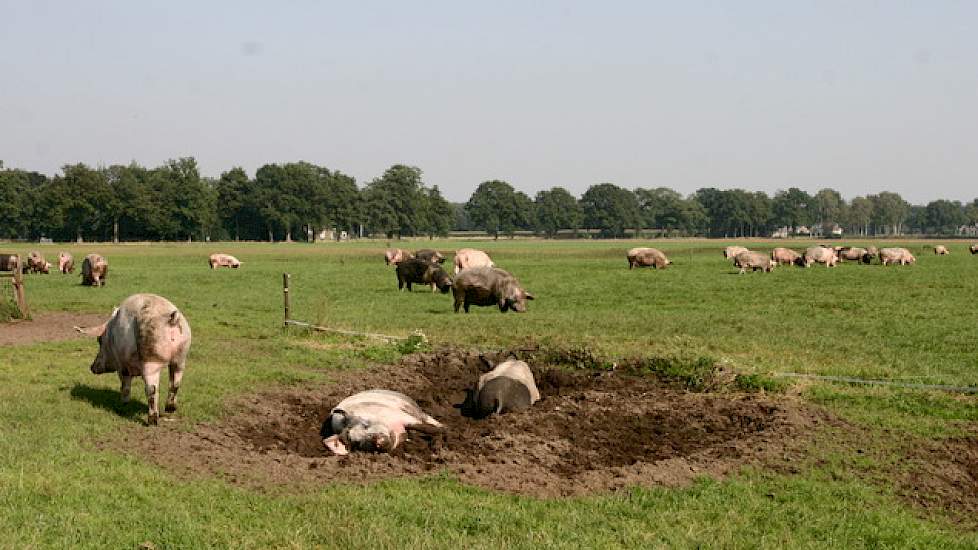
118, 348, 829, 497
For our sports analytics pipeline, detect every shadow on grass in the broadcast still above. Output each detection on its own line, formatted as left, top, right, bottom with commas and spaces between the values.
69, 384, 145, 423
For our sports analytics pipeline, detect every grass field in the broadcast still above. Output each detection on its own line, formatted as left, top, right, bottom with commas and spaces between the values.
1, 239, 976, 548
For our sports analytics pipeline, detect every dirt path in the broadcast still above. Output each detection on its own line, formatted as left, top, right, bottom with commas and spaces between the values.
0, 312, 105, 346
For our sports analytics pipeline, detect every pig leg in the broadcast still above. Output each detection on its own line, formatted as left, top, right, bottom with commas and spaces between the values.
118, 371, 133, 403
142, 363, 165, 425
165, 364, 184, 413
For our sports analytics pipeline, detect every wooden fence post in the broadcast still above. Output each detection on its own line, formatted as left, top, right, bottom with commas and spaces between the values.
283, 273, 291, 326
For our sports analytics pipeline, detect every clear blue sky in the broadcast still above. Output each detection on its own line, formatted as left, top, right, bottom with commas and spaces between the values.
2, 1, 976, 204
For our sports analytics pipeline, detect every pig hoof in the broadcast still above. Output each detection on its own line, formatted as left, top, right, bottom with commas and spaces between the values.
164, 403, 177, 413
148, 413, 159, 426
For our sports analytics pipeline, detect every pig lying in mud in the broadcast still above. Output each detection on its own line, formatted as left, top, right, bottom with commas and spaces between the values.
396, 258, 453, 292
77, 293, 191, 425
452, 267, 534, 313
460, 359, 540, 419
320, 390, 444, 455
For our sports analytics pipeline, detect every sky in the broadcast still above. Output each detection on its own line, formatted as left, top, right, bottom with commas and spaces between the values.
1, 1, 976, 204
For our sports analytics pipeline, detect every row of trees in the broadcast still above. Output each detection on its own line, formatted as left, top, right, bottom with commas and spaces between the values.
1, 158, 976, 241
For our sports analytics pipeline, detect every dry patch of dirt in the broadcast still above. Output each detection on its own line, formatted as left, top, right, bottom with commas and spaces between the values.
899, 435, 978, 526
0, 312, 105, 346
118, 349, 828, 497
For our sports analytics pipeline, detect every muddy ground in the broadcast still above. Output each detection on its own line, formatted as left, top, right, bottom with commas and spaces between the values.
0, 312, 105, 346
120, 349, 831, 497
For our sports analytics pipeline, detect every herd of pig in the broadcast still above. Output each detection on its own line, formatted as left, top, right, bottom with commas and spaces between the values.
1, 251, 109, 285
385, 247, 535, 313
628, 243, 978, 274
6, 241, 977, 454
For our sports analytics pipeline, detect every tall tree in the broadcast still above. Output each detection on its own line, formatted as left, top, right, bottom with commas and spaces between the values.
534, 187, 582, 238
870, 192, 910, 235
924, 199, 966, 234
771, 188, 813, 234
580, 183, 639, 238
847, 196, 874, 235
466, 180, 525, 239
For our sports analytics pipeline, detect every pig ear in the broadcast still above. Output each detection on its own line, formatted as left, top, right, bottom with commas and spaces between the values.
75, 321, 108, 338
167, 310, 180, 327
323, 435, 349, 456
524, 292, 535, 300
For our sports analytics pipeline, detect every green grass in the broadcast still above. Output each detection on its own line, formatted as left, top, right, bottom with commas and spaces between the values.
1, 239, 976, 547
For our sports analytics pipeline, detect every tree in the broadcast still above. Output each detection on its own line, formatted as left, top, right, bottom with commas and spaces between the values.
846, 196, 874, 235
580, 183, 639, 238
465, 180, 526, 239
419, 185, 454, 238
0, 168, 39, 239
771, 188, 813, 233
924, 199, 966, 234
534, 187, 582, 238
360, 165, 430, 238
812, 188, 844, 235
216, 167, 254, 241
870, 192, 909, 235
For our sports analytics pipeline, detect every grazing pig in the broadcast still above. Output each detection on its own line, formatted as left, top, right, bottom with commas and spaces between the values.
76, 294, 191, 426
0, 253, 20, 273
384, 248, 413, 266
460, 359, 540, 419
971, 244, 978, 255
771, 247, 801, 266
414, 249, 446, 264
734, 251, 776, 273
453, 267, 534, 313
58, 252, 74, 274
320, 389, 443, 455
396, 258, 453, 293
837, 247, 868, 262
453, 248, 494, 275
879, 247, 916, 266
81, 254, 108, 286
802, 246, 838, 268
862, 246, 879, 264
626, 247, 671, 269
26, 251, 50, 274
934, 245, 950, 255
208, 253, 241, 269
723, 246, 749, 260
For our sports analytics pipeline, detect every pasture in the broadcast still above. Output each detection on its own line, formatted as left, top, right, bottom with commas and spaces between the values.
0, 239, 976, 548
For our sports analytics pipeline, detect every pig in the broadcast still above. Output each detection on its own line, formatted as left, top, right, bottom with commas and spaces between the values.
934, 245, 950, 255
626, 247, 671, 269
460, 359, 540, 419
802, 246, 838, 268
81, 254, 108, 286
453, 248, 494, 275
453, 267, 534, 313
414, 249, 446, 264
320, 389, 443, 455
396, 258, 453, 293
837, 247, 868, 262
771, 247, 801, 266
0, 254, 20, 273
971, 244, 978, 255
723, 246, 749, 260
58, 252, 74, 274
76, 294, 191, 426
208, 253, 241, 269
384, 248, 413, 266
862, 246, 879, 264
879, 247, 916, 266
734, 251, 776, 273
26, 251, 50, 274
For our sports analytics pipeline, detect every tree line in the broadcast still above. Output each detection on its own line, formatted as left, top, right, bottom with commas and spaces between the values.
1, 158, 976, 241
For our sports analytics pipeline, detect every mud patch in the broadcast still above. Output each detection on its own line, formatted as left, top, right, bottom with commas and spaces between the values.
0, 312, 105, 346
899, 435, 978, 526
120, 349, 826, 497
